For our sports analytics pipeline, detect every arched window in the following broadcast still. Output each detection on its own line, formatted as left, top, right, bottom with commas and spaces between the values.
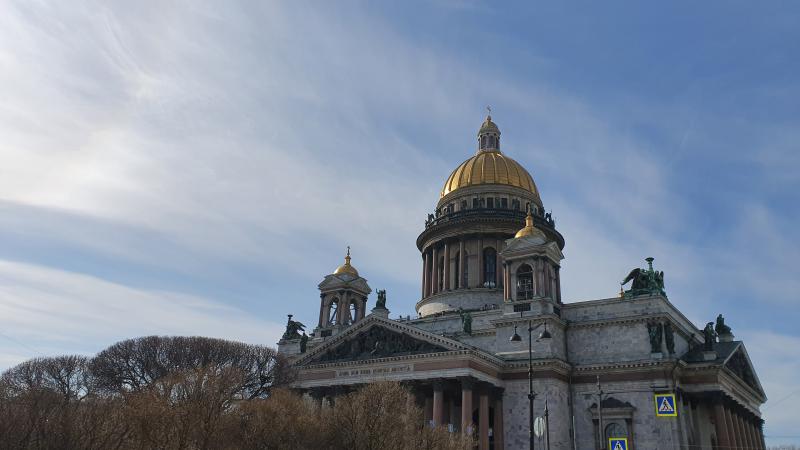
483, 248, 497, 288
605, 422, 627, 440
516, 264, 533, 300
327, 298, 339, 325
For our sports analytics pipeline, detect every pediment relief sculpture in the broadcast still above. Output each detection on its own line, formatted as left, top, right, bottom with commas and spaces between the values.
310, 325, 448, 363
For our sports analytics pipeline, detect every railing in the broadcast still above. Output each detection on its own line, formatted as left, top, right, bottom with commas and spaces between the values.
424, 207, 556, 230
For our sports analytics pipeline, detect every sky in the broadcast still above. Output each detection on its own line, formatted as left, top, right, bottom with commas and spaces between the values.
0, 0, 798, 444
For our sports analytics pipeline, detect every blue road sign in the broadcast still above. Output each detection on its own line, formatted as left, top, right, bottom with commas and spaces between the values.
654, 393, 678, 417
609, 438, 628, 450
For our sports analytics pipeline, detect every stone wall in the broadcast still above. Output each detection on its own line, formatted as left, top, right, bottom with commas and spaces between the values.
572, 379, 681, 450
503, 378, 572, 450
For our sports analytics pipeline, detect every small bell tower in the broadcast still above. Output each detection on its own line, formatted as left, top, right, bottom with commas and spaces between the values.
500, 211, 564, 313
477, 109, 501, 152
314, 247, 372, 338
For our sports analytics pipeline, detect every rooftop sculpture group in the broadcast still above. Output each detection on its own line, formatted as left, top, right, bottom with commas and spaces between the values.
282, 314, 306, 341
621, 257, 666, 298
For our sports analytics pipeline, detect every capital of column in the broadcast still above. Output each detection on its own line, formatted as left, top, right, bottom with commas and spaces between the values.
458, 376, 475, 390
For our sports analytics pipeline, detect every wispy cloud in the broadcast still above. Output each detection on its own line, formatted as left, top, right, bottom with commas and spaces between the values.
0, 259, 283, 369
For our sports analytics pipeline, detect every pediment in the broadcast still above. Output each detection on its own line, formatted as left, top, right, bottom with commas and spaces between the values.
296, 316, 467, 366
502, 238, 564, 262
724, 344, 765, 397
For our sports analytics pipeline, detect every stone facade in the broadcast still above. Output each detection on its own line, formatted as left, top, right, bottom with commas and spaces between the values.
278, 116, 766, 449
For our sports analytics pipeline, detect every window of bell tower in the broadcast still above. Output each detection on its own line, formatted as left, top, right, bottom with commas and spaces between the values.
517, 264, 534, 300
327, 298, 339, 325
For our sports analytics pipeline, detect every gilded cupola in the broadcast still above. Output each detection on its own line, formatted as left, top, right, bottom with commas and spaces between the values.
515, 210, 547, 239
439, 116, 542, 206
333, 247, 359, 277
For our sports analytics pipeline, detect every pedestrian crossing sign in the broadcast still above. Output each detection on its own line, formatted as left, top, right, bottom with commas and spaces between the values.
654, 393, 678, 417
608, 438, 628, 450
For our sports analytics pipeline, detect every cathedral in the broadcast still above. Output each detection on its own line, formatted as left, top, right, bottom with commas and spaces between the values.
278, 116, 766, 450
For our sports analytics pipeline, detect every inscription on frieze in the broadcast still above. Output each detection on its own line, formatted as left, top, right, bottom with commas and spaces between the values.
336, 365, 411, 378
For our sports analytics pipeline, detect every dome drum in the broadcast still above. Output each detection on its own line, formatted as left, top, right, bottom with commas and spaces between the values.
415, 114, 564, 317
416, 288, 504, 317
418, 207, 563, 251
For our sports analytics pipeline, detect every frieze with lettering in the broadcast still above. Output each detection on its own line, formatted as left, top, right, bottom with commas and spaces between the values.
336, 365, 411, 378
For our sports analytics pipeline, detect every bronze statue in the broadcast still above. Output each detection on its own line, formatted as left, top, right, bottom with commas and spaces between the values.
299, 332, 308, 353
375, 290, 387, 309
459, 308, 473, 335
647, 322, 663, 353
621, 257, 666, 298
703, 322, 716, 351
664, 322, 675, 354
715, 314, 732, 336
282, 314, 306, 340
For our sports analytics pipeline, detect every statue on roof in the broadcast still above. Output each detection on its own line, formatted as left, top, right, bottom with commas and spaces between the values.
621, 257, 666, 298
715, 314, 732, 336
703, 322, 717, 351
282, 314, 306, 341
375, 289, 387, 309
299, 332, 308, 353
459, 308, 473, 335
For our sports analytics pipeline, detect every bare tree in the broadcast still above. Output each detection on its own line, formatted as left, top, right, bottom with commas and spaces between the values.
0, 340, 468, 450
90, 336, 292, 399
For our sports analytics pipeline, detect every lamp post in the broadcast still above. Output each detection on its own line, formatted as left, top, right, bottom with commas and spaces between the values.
510, 319, 552, 450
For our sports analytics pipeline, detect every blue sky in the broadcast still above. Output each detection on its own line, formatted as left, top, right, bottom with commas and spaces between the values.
1, 0, 798, 444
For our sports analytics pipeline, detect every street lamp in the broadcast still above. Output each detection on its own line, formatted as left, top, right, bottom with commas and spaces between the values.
510, 319, 552, 450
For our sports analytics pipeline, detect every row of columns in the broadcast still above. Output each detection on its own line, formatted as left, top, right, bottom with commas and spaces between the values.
308, 378, 503, 449
422, 378, 503, 450
421, 238, 504, 298
713, 397, 766, 450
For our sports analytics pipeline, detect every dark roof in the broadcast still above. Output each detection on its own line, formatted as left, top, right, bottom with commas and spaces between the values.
680, 341, 741, 364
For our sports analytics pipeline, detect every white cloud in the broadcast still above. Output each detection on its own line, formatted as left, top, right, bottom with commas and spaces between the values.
0, 259, 283, 370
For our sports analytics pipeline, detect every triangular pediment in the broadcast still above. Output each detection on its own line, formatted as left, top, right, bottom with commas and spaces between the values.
296, 316, 468, 366
502, 237, 563, 263
723, 344, 765, 398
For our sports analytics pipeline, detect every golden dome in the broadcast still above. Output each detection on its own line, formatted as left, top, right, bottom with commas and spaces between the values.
515, 211, 546, 239
333, 247, 359, 277
440, 150, 540, 199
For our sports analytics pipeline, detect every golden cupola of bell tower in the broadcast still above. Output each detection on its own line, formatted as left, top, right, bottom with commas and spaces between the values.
415, 115, 564, 317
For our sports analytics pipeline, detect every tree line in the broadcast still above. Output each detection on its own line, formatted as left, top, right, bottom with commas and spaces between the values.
0, 335, 471, 450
